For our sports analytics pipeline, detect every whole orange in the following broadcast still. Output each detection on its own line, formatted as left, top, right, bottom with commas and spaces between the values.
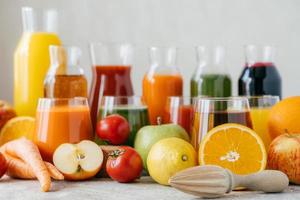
268, 96, 300, 140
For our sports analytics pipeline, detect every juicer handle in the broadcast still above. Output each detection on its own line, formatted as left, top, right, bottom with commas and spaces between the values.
233, 170, 289, 193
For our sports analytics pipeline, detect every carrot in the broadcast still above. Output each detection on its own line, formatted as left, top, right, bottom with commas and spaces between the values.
44, 162, 64, 180
0, 137, 50, 192
4, 153, 35, 179
4, 153, 63, 180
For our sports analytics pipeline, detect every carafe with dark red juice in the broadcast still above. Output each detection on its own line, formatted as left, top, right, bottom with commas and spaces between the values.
89, 43, 134, 127
238, 45, 282, 98
143, 47, 183, 125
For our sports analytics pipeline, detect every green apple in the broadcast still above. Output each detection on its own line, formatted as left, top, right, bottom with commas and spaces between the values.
134, 123, 190, 171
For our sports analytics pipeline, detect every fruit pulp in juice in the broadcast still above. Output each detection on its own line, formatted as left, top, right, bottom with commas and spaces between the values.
14, 32, 61, 116
165, 105, 194, 136
44, 74, 88, 98
250, 108, 271, 150
191, 111, 253, 150
34, 105, 93, 162
238, 62, 282, 98
143, 74, 183, 124
98, 106, 149, 146
89, 65, 134, 128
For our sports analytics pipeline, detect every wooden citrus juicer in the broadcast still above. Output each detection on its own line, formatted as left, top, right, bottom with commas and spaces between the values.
169, 165, 289, 198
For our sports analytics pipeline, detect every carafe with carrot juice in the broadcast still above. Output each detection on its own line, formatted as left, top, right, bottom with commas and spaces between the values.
34, 98, 93, 162
89, 43, 134, 128
44, 45, 88, 98
14, 7, 61, 116
143, 47, 183, 124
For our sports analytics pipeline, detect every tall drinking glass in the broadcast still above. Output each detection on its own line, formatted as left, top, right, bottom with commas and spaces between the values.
89, 43, 134, 128
98, 96, 149, 146
248, 96, 279, 150
192, 97, 252, 150
164, 97, 195, 136
34, 97, 93, 162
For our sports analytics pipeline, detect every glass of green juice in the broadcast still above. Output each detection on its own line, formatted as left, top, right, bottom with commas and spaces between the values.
97, 96, 149, 146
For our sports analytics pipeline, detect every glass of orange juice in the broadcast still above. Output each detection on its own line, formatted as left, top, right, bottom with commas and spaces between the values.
34, 97, 93, 162
247, 96, 279, 151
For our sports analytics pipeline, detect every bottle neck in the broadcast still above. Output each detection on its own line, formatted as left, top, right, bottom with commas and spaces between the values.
49, 46, 83, 75
22, 7, 58, 33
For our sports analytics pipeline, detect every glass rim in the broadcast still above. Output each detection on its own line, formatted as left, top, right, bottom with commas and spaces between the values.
167, 96, 196, 99
241, 95, 280, 100
99, 96, 146, 106
194, 96, 249, 102
101, 95, 142, 99
38, 97, 88, 102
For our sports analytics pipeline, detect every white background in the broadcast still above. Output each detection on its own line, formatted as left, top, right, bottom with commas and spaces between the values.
0, 0, 299, 103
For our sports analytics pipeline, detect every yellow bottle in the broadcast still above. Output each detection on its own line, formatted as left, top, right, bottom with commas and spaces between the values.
14, 7, 61, 116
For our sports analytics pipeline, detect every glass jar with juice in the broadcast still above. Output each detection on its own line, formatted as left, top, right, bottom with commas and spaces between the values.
98, 96, 149, 146
14, 7, 61, 116
191, 46, 231, 97
164, 96, 195, 136
143, 46, 183, 124
44, 45, 88, 98
192, 97, 252, 150
34, 98, 93, 162
248, 96, 279, 151
238, 45, 282, 98
89, 43, 134, 128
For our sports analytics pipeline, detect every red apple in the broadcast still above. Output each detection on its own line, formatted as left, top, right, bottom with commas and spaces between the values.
268, 133, 300, 184
0, 100, 16, 131
0, 152, 8, 179
96, 114, 130, 145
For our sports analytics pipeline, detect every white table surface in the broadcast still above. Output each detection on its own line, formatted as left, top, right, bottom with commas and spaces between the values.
0, 176, 299, 200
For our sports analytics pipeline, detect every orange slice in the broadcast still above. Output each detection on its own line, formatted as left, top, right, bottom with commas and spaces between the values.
199, 123, 267, 175
0, 116, 35, 146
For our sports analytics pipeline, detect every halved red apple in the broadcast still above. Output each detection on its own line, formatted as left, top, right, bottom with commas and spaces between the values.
53, 140, 103, 180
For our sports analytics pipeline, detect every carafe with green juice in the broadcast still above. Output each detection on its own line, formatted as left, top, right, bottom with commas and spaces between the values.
190, 46, 231, 97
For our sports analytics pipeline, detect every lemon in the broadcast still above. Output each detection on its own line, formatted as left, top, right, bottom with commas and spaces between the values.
147, 137, 197, 185
0, 116, 35, 145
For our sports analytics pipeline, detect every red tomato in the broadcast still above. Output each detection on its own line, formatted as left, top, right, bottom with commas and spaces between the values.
0, 152, 7, 179
106, 146, 143, 183
96, 114, 130, 145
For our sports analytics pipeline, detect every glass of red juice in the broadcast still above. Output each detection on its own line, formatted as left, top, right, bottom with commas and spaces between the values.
191, 97, 253, 150
164, 96, 195, 136
89, 43, 134, 128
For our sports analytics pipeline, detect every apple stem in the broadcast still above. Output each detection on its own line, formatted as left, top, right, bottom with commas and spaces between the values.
77, 152, 85, 160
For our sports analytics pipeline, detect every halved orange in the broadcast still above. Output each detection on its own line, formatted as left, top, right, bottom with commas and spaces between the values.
0, 116, 35, 146
199, 123, 267, 175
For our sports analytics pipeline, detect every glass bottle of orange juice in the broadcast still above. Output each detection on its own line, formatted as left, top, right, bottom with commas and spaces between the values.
14, 7, 61, 116
143, 47, 183, 125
